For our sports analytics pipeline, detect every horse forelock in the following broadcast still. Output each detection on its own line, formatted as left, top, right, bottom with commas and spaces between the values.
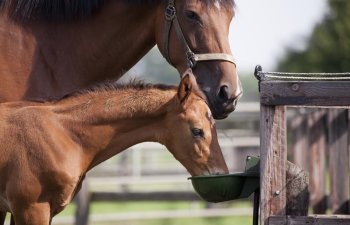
202, 0, 236, 8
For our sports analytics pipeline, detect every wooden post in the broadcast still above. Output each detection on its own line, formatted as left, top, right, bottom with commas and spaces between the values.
286, 161, 309, 216
260, 105, 287, 225
308, 109, 327, 214
253, 190, 260, 225
328, 109, 350, 214
269, 215, 350, 224
75, 179, 91, 225
289, 109, 309, 170
348, 110, 350, 214
0, 212, 5, 225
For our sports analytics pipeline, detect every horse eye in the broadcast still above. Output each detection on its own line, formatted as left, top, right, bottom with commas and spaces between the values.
185, 10, 200, 21
191, 128, 204, 138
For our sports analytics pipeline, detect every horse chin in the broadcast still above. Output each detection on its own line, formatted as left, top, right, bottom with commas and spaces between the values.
206, 98, 235, 120
213, 112, 229, 120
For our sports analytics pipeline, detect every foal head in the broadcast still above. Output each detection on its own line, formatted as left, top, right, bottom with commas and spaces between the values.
163, 70, 228, 176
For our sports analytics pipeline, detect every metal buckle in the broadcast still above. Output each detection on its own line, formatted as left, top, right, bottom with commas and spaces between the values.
165, 4, 176, 21
186, 52, 196, 68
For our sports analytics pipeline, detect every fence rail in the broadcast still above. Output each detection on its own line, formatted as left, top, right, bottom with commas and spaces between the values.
289, 108, 350, 214
258, 76, 350, 225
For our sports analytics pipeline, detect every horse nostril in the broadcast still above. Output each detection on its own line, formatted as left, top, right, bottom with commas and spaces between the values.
218, 85, 230, 102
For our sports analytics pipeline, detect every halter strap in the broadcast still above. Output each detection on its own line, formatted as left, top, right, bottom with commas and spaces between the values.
163, 0, 175, 65
194, 54, 235, 64
163, 0, 236, 69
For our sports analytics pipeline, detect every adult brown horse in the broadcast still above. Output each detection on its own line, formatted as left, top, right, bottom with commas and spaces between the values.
0, 0, 242, 120
0, 72, 228, 225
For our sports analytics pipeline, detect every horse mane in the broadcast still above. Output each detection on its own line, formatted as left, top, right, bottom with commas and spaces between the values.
0, 0, 160, 22
0, 0, 235, 22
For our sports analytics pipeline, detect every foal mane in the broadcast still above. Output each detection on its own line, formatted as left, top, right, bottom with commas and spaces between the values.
55, 80, 180, 118
59, 79, 207, 110
0, 0, 235, 22
64, 80, 177, 100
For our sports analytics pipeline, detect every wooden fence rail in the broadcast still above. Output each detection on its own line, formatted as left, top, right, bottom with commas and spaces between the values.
260, 79, 350, 225
289, 108, 350, 214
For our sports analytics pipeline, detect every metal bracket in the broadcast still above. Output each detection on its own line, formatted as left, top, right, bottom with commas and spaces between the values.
186, 51, 196, 68
254, 65, 264, 81
165, 4, 176, 21
254, 65, 264, 92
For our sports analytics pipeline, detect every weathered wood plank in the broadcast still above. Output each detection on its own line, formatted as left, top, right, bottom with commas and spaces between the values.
308, 109, 327, 214
260, 105, 287, 225
260, 81, 350, 106
269, 215, 350, 225
75, 180, 90, 225
348, 110, 350, 214
286, 161, 309, 216
328, 109, 350, 214
91, 191, 200, 202
289, 110, 309, 170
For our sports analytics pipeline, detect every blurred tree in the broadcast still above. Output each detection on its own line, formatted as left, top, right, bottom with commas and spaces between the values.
123, 47, 180, 85
278, 0, 350, 72
239, 73, 259, 102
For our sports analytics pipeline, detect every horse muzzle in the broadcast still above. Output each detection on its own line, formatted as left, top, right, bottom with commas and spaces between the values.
207, 88, 242, 119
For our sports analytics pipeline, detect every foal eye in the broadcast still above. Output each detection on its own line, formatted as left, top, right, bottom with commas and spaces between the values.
185, 10, 200, 21
191, 128, 204, 138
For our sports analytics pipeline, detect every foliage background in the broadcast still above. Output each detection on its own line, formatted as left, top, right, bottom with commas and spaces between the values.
278, 0, 350, 72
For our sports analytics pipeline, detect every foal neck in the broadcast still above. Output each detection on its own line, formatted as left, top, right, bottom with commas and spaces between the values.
56, 84, 177, 121
53, 84, 178, 168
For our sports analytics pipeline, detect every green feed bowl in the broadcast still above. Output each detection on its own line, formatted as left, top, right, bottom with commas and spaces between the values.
188, 156, 260, 203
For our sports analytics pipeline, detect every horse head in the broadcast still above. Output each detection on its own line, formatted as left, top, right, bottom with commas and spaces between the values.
164, 70, 229, 176
155, 0, 242, 119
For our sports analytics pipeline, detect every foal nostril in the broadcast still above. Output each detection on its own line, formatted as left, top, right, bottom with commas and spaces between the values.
218, 85, 230, 102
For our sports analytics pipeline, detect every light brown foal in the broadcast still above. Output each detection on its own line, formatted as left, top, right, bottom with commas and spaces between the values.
0, 72, 228, 225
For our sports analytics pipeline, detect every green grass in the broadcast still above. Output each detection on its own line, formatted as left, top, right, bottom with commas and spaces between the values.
59, 200, 252, 215
55, 201, 253, 225
88, 216, 252, 225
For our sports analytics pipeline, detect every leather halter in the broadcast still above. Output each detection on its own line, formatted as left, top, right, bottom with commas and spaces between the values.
163, 0, 236, 69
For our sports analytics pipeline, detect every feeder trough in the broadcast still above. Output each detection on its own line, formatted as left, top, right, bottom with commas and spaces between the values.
188, 156, 260, 203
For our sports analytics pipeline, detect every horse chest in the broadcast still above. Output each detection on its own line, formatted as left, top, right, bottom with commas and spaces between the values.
49, 174, 86, 216
46, 178, 80, 215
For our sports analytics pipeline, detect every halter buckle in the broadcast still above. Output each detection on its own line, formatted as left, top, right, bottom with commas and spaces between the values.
165, 4, 176, 21
186, 52, 196, 68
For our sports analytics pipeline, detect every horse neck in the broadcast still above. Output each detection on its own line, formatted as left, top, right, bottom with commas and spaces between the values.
0, 1, 162, 101
54, 87, 177, 169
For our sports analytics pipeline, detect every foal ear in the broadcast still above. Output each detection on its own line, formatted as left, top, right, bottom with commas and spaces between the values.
177, 73, 193, 104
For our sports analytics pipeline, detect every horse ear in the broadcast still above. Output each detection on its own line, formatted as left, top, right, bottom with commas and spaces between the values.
177, 70, 193, 104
